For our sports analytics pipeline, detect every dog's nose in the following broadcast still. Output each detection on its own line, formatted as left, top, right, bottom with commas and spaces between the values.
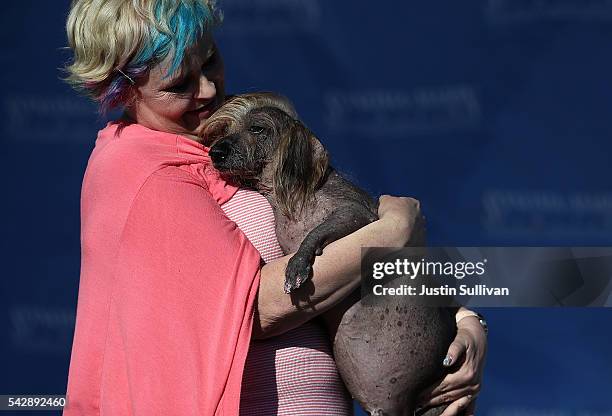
209, 141, 230, 164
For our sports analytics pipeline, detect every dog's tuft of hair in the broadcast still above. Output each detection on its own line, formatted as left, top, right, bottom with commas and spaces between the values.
202, 92, 298, 145
203, 92, 329, 219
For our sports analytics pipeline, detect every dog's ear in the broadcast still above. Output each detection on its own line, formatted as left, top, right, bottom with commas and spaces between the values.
309, 134, 330, 189
274, 121, 329, 219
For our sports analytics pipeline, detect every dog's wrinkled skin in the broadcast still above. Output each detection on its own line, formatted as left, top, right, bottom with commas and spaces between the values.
204, 93, 459, 416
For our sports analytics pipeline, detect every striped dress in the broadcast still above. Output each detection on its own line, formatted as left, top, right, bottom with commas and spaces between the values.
221, 189, 352, 415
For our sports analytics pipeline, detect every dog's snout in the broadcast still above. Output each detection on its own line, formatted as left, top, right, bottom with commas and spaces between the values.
210, 140, 231, 164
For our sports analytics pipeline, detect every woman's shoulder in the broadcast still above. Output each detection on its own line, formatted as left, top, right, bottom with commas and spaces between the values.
90, 122, 195, 170
81, 122, 225, 216
86, 122, 213, 187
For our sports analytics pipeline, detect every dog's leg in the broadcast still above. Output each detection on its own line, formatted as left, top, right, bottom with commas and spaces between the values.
284, 204, 377, 293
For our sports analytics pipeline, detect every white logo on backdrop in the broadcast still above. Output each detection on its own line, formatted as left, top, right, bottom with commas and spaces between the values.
3, 95, 102, 142
9, 305, 75, 353
483, 190, 612, 237
325, 85, 482, 137
217, 0, 321, 35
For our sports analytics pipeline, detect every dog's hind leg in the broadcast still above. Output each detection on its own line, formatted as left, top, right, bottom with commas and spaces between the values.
284, 204, 377, 293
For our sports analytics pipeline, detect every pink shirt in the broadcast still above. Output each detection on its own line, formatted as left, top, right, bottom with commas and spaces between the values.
223, 190, 351, 415
63, 122, 261, 416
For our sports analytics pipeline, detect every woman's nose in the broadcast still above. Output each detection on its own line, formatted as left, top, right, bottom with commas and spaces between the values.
194, 75, 216, 99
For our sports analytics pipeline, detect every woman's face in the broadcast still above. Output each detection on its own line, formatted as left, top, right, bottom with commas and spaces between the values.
129, 37, 225, 141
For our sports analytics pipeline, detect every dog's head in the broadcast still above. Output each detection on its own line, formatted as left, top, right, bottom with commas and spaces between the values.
203, 93, 329, 218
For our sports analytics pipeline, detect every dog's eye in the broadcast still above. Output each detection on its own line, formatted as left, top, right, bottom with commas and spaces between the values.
248, 125, 265, 134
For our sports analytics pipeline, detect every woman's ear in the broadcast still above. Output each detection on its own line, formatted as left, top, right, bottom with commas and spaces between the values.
274, 121, 329, 219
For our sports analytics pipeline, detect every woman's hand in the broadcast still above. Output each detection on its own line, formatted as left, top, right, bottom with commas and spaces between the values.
417, 312, 487, 416
377, 195, 425, 247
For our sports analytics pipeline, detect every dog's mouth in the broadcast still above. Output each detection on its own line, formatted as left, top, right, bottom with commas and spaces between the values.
211, 160, 263, 192
214, 168, 260, 190
209, 138, 266, 190
209, 145, 246, 185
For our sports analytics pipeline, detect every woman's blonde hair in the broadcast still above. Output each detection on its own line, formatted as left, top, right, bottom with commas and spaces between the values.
64, 0, 221, 112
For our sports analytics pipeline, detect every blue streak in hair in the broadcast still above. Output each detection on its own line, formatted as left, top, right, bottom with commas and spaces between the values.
130, 1, 212, 78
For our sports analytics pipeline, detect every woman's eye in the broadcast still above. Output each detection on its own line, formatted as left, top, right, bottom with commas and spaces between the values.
166, 80, 190, 93
248, 126, 265, 134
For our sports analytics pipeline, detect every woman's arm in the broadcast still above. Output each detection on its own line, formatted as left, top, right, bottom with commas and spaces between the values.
252, 195, 422, 339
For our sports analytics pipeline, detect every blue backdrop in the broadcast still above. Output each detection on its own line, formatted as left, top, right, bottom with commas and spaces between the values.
1, 1, 611, 415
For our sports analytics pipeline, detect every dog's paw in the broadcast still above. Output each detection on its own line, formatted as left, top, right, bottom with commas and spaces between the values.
284, 255, 313, 293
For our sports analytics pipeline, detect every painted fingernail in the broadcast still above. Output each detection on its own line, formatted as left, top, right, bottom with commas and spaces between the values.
443, 355, 453, 366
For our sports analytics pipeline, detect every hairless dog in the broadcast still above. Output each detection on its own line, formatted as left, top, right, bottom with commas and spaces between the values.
204, 93, 461, 416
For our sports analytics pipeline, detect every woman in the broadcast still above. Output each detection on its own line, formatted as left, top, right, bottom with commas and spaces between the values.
62, 1, 486, 415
